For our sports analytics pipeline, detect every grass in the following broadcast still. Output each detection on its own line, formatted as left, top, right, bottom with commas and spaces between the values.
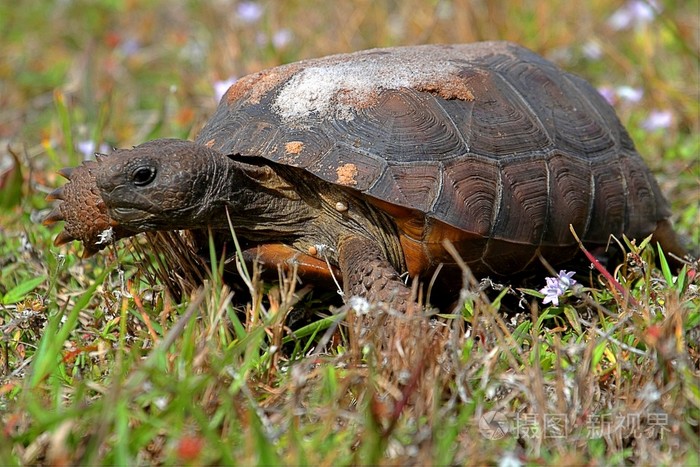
1, 0, 699, 464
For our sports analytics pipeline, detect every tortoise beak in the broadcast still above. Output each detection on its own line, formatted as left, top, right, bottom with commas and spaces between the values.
109, 206, 152, 223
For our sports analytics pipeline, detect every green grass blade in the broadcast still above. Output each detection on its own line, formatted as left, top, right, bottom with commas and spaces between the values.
282, 311, 346, 344
29, 265, 113, 387
0, 148, 23, 210
657, 243, 674, 286
53, 90, 75, 162
1, 275, 47, 304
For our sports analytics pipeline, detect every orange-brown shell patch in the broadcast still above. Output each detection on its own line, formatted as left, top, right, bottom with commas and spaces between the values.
336, 88, 381, 110
225, 64, 303, 105
284, 141, 304, 154
335, 163, 358, 186
415, 76, 475, 101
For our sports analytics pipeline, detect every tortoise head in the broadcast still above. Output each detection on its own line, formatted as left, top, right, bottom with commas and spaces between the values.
91, 139, 234, 233
46, 138, 312, 255
44, 139, 229, 256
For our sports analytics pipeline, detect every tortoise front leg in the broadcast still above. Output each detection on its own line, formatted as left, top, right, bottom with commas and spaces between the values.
337, 235, 413, 311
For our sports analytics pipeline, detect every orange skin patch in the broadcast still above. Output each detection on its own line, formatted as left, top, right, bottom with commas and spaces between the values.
242, 243, 339, 285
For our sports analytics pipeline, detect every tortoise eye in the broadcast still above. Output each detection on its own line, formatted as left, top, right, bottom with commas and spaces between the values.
132, 166, 156, 186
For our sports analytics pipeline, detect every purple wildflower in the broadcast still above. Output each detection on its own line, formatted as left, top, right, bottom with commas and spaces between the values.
236, 1, 263, 23
642, 109, 673, 130
77, 140, 110, 160
213, 77, 237, 102
597, 86, 617, 106
272, 29, 293, 49
119, 38, 141, 56
582, 40, 603, 60
540, 270, 577, 306
608, 0, 659, 31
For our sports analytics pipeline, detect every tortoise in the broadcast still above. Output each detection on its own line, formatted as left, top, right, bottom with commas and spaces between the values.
44, 41, 686, 309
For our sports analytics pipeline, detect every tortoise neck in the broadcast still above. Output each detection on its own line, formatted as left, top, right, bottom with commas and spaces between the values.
214, 156, 317, 241
213, 156, 406, 274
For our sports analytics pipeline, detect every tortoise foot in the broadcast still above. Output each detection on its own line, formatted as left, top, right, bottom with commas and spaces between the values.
338, 235, 414, 312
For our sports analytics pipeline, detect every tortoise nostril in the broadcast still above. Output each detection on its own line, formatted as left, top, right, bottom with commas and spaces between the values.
132, 166, 156, 186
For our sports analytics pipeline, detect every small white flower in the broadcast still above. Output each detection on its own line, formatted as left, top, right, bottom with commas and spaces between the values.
154, 396, 169, 410
348, 296, 371, 315
272, 29, 293, 49
582, 40, 602, 60
616, 85, 643, 103
642, 109, 673, 130
95, 227, 114, 245
77, 140, 95, 157
557, 270, 576, 288
597, 86, 616, 106
628, 0, 658, 23
540, 270, 577, 306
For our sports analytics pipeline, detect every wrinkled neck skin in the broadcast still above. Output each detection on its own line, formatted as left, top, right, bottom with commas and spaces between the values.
210, 157, 316, 240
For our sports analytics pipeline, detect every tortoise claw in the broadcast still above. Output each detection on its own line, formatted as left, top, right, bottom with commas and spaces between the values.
53, 230, 76, 246
57, 167, 75, 179
42, 206, 65, 225
45, 186, 65, 201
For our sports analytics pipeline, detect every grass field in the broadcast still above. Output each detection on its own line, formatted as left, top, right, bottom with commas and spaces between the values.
1, 0, 699, 464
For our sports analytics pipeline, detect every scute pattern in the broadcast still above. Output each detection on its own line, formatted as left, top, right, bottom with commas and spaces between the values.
461, 68, 554, 156
544, 154, 592, 245
491, 157, 550, 244
433, 157, 500, 237
622, 152, 668, 234
368, 162, 442, 214
500, 60, 618, 157
328, 88, 469, 163
195, 41, 670, 275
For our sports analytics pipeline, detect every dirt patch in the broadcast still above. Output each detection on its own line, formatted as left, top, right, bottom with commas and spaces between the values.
271, 43, 514, 123
335, 163, 358, 186
416, 76, 475, 101
284, 141, 304, 154
225, 64, 302, 105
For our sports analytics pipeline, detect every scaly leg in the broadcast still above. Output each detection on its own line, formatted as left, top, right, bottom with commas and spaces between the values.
337, 235, 413, 311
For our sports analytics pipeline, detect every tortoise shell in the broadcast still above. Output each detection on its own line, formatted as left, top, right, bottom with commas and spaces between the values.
194, 42, 670, 276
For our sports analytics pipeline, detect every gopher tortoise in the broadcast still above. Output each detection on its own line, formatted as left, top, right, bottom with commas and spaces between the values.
44, 42, 685, 309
